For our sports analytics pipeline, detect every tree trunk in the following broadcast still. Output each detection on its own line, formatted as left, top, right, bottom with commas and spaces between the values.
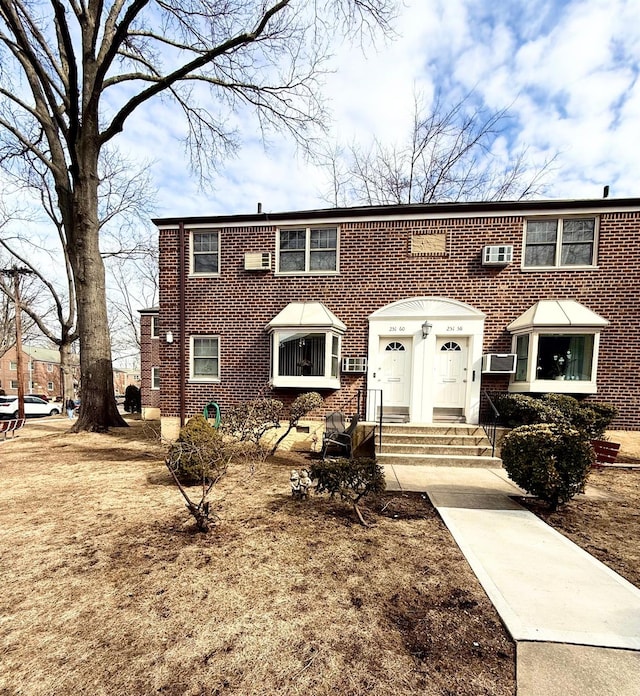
59, 341, 77, 403
67, 148, 127, 432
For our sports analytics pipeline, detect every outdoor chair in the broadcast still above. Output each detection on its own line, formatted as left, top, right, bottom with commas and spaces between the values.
321, 412, 360, 459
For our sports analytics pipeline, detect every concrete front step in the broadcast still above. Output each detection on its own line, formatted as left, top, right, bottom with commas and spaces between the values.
376, 423, 501, 468
378, 452, 502, 468
380, 443, 494, 456
381, 433, 489, 446
381, 424, 486, 436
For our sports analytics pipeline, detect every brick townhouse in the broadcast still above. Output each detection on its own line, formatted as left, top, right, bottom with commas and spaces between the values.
0, 345, 78, 399
143, 197, 640, 440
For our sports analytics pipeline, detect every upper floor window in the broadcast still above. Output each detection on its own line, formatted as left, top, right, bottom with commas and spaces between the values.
9, 361, 17, 371
47, 363, 54, 372
191, 230, 220, 276
151, 367, 160, 390
151, 315, 159, 339
524, 217, 596, 268
277, 227, 338, 274
190, 336, 220, 382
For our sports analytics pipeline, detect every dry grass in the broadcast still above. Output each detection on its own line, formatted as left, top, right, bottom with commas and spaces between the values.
0, 418, 514, 696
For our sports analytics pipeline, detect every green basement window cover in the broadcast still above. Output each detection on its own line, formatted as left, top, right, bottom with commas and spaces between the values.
507, 300, 609, 332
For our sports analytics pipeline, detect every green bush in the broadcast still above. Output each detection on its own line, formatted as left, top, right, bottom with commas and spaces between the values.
501, 423, 594, 509
167, 415, 230, 485
495, 393, 565, 427
584, 402, 618, 439
496, 393, 617, 439
309, 457, 385, 525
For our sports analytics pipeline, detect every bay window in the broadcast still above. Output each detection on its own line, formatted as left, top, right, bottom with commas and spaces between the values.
508, 300, 607, 395
267, 302, 346, 388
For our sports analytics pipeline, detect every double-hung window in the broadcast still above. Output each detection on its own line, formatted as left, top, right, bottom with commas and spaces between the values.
151, 367, 160, 390
190, 336, 220, 381
524, 217, 596, 268
191, 230, 220, 275
278, 227, 338, 273
151, 315, 159, 339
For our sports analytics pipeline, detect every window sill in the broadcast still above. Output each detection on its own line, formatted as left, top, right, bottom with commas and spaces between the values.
271, 376, 340, 390
509, 380, 597, 395
520, 265, 598, 272
187, 378, 221, 384
274, 270, 340, 277
188, 272, 221, 278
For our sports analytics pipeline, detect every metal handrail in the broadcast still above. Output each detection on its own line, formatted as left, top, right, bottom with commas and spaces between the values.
482, 390, 500, 457
345, 387, 383, 453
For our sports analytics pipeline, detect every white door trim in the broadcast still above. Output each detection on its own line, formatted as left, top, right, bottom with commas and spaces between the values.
367, 297, 485, 424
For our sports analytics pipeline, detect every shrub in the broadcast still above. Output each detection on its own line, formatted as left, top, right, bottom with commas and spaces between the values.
269, 391, 324, 455
309, 457, 386, 525
165, 415, 233, 532
584, 402, 618, 439
221, 398, 283, 444
495, 393, 564, 427
501, 423, 594, 510
540, 394, 595, 434
167, 415, 230, 485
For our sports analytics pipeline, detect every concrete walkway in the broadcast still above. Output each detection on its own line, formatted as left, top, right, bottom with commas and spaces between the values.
385, 464, 640, 695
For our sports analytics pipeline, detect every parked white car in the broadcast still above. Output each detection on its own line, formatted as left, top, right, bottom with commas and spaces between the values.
0, 396, 61, 419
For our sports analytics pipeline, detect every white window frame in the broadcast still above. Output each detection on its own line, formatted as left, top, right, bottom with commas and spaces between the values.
47, 381, 54, 391
189, 335, 220, 383
275, 226, 340, 275
190, 229, 221, 277
270, 330, 342, 389
10, 379, 18, 389
522, 216, 598, 270
508, 329, 601, 395
47, 363, 54, 373
151, 366, 160, 390
151, 315, 159, 339
9, 361, 17, 371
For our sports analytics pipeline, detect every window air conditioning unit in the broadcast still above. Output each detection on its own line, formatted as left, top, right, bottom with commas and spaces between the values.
482, 245, 513, 266
244, 252, 271, 270
342, 357, 368, 373
482, 353, 517, 374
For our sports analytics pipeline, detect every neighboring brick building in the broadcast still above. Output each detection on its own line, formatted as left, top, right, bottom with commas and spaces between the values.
139, 308, 160, 419
148, 197, 640, 438
0, 345, 79, 399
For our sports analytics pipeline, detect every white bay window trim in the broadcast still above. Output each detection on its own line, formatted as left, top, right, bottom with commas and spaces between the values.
267, 302, 346, 389
507, 300, 608, 395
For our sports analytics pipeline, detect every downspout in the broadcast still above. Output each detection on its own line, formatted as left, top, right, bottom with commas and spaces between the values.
179, 222, 186, 427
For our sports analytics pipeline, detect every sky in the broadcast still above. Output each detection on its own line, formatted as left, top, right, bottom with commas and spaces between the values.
123, 0, 640, 220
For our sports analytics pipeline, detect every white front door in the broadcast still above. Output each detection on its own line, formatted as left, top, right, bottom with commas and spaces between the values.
434, 338, 468, 408
378, 338, 412, 408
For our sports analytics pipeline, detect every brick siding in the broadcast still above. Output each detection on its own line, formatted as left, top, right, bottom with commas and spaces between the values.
155, 208, 640, 430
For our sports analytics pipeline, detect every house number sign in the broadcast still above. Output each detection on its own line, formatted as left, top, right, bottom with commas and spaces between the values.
447, 325, 464, 332
387, 325, 407, 332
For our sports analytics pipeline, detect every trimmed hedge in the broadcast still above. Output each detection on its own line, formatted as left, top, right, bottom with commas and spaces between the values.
495, 393, 617, 439
501, 423, 595, 509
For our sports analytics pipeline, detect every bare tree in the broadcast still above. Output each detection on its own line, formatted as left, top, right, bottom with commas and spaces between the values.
321, 91, 555, 206
0, 152, 156, 400
107, 235, 159, 363
0, 0, 394, 431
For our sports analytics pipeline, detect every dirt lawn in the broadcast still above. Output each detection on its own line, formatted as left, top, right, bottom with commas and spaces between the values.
0, 419, 638, 696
